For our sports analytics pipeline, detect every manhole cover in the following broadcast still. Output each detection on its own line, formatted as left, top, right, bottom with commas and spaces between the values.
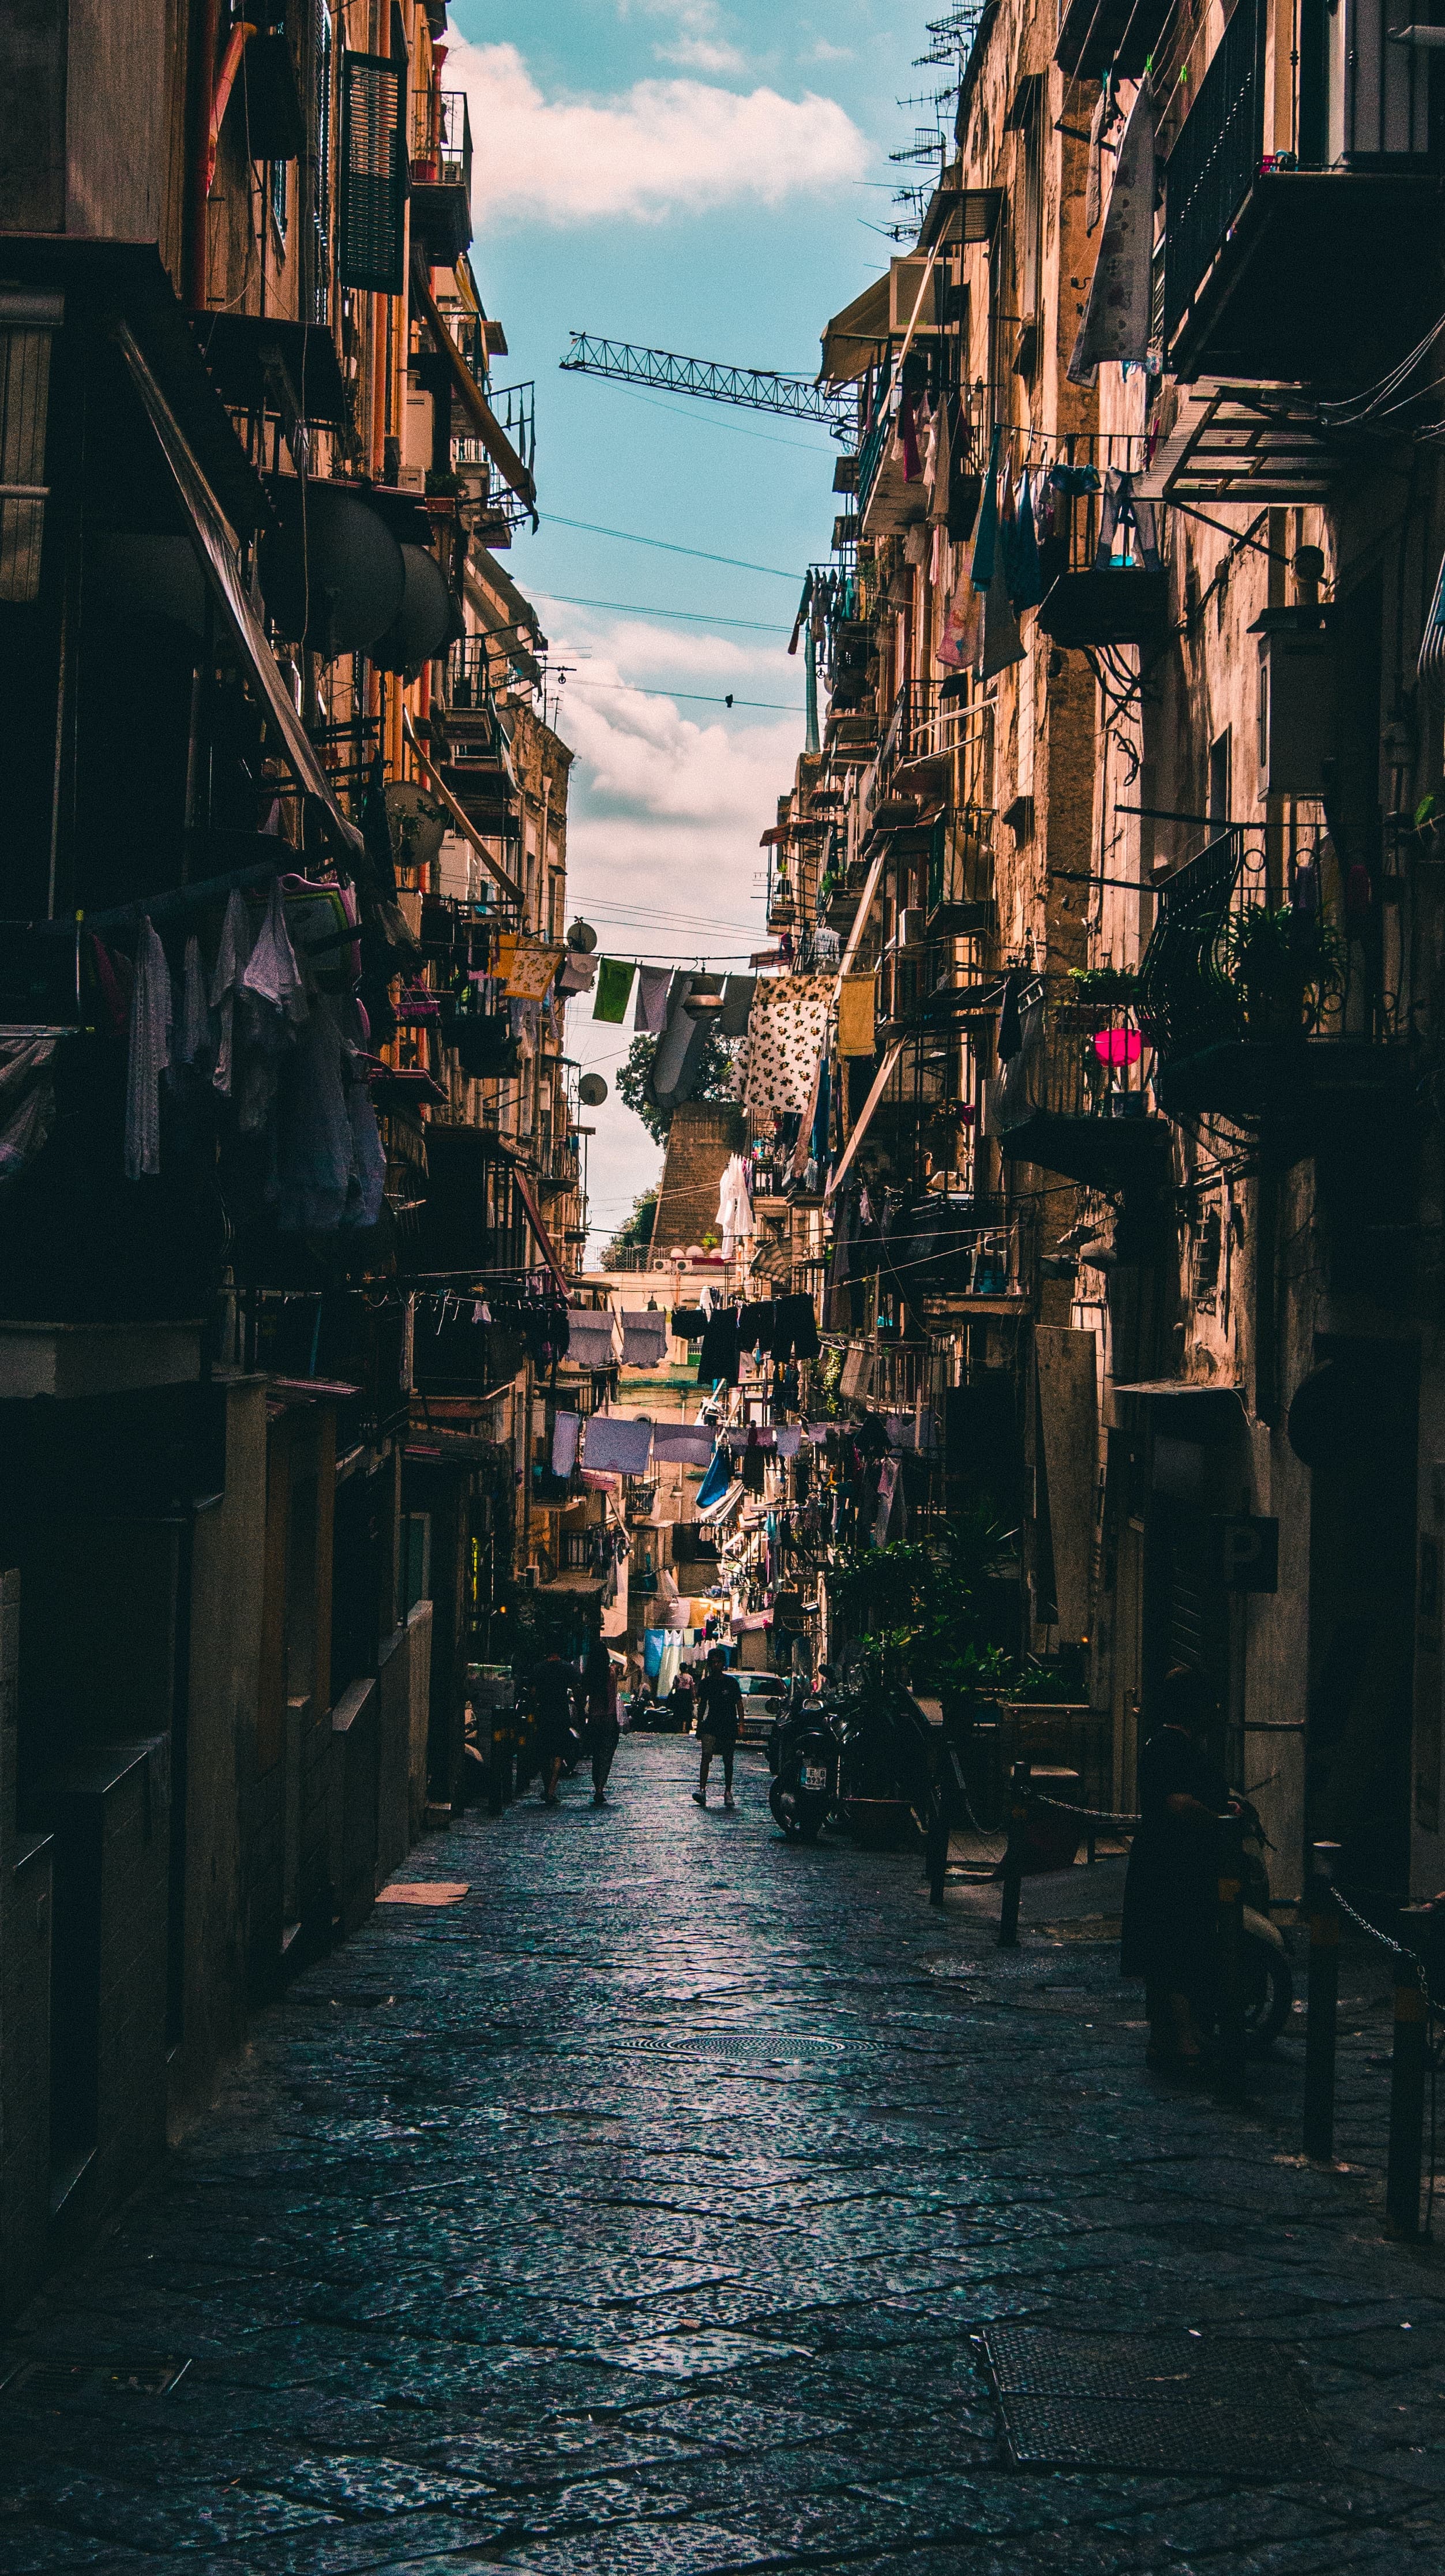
978, 2329, 1318, 2476
585, 2034, 859, 2062
1, 2357, 190, 2402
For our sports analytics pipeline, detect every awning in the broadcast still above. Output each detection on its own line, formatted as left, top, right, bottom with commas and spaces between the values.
115, 321, 363, 857
463, 567, 543, 686
511, 1161, 569, 1293
824, 1039, 904, 1202
400, 709, 524, 903
819, 277, 889, 386
188, 311, 350, 426
412, 265, 538, 518
835, 841, 888, 984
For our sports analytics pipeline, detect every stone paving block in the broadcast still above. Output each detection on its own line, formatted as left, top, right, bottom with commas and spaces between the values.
3, 1740, 1445, 2573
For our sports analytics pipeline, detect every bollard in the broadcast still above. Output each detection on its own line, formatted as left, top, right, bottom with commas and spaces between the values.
1214, 1811, 1247, 2103
1386, 1906, 1433, 2241
997, 1760, 1030, 1949
1303, 1840, 1342, 2161
926, 1771, 949, 1908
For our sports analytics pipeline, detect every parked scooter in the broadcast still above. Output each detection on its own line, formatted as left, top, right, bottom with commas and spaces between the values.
1234, 1795, 1292, 2049
768, 1690, 843, 1842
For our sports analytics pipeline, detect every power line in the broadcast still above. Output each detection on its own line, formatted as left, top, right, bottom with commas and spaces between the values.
538, 591, 792, 633
542, 514, 804, 580
563, 677, 804, 715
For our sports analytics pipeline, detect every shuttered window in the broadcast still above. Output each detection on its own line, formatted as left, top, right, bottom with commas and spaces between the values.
339, 50, 406, 295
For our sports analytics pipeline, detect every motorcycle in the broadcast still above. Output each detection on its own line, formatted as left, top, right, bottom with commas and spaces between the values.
1235, 1795, 1293, 2050
768, 1692, 843, 1842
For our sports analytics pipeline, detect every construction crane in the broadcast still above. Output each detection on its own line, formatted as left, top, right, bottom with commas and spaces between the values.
559, 333, 857, 438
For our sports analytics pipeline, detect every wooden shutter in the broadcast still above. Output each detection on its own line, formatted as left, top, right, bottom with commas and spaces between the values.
339, 50, 405, 295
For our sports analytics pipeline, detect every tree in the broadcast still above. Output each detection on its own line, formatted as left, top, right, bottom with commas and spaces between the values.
614, 1029, 740, 1148
601, 1187, 658, 1272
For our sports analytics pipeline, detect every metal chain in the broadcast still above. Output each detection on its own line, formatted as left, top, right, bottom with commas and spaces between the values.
1030, 1789, 1142, 1828
1328, 1885, 1432, 2000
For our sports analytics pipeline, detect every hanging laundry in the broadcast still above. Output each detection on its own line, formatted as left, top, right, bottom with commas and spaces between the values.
505, 941, 564, 1001
173, 935, 213, 1071
997, 969, 1026, 1063
0, 1033, 58, 1191
775, 1426, 804, 1462
620, 1309, 668, 1367
344, 1066, 386, 1229
740, 976, 832, 1130
592, 957, 636, 1022
804, 619, 820, 756
648, 1422, 716, 1465
1069, 77, 1156, 383
981, 548, 1025, 677
242, 878, 307, 1026
718, 973, 755, 1038
209, 887, 253, 1096
583, 1415, 654, 1477
123, 917, 172, 1180
970, 426, 1004, 593
697, 1304, 741, 1387
1094, 468, 1161, 570
714, 1154, 755, 1261
559, 949, 599, 995
695, 1443, 735, 1512
633, 963, 671, 1033
552, 1411, 582, 1476
566, 1306, 619, 1368
1003, 470, 1045, 610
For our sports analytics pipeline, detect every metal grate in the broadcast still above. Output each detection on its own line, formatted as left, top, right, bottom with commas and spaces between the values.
1, 2356, 190, 2402
575, 2033, 861, 2062
979, 2328, 1319, 2476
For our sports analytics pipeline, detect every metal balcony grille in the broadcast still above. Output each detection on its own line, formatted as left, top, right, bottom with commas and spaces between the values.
1162, 0, 1264, 347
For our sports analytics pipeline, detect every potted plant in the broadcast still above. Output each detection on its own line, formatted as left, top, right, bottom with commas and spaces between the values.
1222, 902, 1343, 1037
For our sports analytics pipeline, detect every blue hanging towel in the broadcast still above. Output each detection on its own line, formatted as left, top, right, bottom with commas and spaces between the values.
970, 426, 1003, 594
1003, 470, 1045, 610
696, 1443, 734, 1513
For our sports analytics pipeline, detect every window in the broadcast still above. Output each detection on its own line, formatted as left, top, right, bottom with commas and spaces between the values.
339, 49, 406, 294
269, 156, 288, 242
1208, 729, 1231, 829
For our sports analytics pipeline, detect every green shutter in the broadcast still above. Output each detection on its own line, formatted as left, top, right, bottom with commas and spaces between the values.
339, 50, 405, 295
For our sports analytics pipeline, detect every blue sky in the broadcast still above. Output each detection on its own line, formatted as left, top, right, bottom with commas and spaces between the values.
446, 0, 937, 1247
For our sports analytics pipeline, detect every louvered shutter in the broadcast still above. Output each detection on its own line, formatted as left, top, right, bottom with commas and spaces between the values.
339, 50, 406, 295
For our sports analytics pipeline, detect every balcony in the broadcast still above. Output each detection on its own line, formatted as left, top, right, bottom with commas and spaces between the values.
1162, 0, 1441, 384
858, 381, 929, 541
411, 89, 474, 264
1138, 828, 1415, 1134
984, 979, 1172, 1195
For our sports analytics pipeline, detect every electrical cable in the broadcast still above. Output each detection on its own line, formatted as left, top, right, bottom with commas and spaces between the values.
538, 592, 793, 633
541, 516, 804, 580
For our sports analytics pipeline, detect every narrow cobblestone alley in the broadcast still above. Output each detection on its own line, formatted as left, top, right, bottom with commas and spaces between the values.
5, 1738, 1445, 2575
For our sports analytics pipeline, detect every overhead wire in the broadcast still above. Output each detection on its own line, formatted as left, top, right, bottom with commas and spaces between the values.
541, 516, 804, 580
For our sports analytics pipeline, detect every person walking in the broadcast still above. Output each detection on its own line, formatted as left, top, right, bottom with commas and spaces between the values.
692, 1645, 742, 1811
1121, 1665, 1232, 2069
584, 1635, 622, 1806
530, 1647, 581, 1806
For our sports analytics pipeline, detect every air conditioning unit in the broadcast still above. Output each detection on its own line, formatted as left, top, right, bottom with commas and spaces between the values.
888, 256, 962, 337
896, 906, 928, 950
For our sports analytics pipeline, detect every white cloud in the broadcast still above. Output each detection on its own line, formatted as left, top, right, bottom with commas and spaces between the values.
448, 39, 868, 227
535, 597, 782, 685
619, 0, 749, 74
546, 650, 800, 1251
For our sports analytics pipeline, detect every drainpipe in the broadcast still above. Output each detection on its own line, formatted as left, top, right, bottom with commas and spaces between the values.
189, 8, 258, 309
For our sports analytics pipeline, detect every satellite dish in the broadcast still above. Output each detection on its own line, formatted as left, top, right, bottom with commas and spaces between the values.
91, 533, 208, 637
577, 1072, 609, 1107
567, 920, 598, 953
385, 779, 447, 871
257, 481, 405, 658
371, 542, 453, 676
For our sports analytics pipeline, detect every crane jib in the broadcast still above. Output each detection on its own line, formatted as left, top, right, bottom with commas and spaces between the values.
560, 333, 855, 435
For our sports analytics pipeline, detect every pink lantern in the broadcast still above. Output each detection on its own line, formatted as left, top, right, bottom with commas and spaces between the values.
1093, 1026, 1143, 1068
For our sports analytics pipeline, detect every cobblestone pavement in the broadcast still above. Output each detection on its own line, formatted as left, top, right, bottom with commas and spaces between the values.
4, 1735, 1445, 2573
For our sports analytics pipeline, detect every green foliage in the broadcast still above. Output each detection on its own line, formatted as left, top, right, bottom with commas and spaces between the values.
601, 1187, 658, 1271
830, 1505, 1018, 1703
615, 1029, 741, 1148
1222, 902, 1344, 1002
1067, 963, 1138, 1005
